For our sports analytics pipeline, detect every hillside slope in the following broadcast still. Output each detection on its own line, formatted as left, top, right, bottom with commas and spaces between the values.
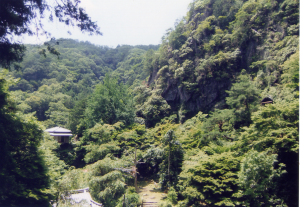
137, 0, 298, 126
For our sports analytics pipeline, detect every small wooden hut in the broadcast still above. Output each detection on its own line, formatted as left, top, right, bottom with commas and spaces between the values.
261, 97, 273, 105
45, 126, 72, 143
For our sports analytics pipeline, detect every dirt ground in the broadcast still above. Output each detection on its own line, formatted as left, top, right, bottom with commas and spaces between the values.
137, 179, 167, 206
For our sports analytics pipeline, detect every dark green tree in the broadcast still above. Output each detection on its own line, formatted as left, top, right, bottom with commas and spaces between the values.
236, 150, 286, 206
0, 76, 49, 206
84, 74, 135, 128
159, 130, 184, 190
67, 97, 88, 134
238, 99, 299, 206
142, 146, 164, 176
143, 49, 158, 74
179, 152, 240, 206
200, 109, 235, 147
116, 187, 140, 207
226, 70, 261, 129
136, 93, 171, 128
88, 157, 128, 207
0, 0, 101, 68
281, 51, 299, 92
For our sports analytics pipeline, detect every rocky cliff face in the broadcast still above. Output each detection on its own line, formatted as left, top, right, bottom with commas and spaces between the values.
143, 0, 298, 125
149, 68, 231, 122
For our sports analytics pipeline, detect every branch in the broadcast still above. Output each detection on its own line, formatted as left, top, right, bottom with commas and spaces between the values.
223, 135, 233, 141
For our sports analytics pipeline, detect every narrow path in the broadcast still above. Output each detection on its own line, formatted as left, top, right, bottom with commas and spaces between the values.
138, 179, 167, 206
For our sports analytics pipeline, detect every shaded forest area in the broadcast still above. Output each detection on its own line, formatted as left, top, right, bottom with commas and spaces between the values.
0, 0, 298, 206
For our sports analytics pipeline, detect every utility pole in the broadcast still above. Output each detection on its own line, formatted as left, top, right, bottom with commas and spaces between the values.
114, 145, 144, 193
168, 143, 170, 178
123, 194, 125, 207
165, 130, 175, 186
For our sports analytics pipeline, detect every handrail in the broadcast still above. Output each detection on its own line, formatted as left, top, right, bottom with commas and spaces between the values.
142, 200, 158, 207
90, 199, 103, 206
71, 187, 89, 193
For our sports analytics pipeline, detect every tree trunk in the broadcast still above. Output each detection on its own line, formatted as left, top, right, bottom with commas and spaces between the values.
168, 145, 170, 178
134, 146, 138, 193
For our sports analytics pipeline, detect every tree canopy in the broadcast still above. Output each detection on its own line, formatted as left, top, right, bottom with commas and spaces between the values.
0, 0, 101, 68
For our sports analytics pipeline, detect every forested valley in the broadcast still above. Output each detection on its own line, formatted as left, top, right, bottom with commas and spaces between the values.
0, 0, 298, 206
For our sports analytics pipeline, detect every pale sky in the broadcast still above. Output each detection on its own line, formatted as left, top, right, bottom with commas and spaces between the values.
21, 0, 192, 48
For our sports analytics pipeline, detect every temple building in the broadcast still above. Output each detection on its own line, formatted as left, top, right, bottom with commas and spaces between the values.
261, 97, 273, 105
45, 126, 72, 144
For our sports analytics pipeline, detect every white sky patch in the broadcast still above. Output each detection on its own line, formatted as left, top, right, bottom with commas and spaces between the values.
21, 0, 192, 48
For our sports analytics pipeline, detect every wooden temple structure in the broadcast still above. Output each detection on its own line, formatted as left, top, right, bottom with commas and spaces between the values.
45, 126, 72, 143
261, 97, 273, 105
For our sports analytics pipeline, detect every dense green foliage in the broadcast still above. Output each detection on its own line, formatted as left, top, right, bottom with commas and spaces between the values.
84, 74, 135, 127
0, 73, 50, 206
179, 151, 240, 206
0, 0, 101, 69
8, 40, 158, 130
159, 130, 184, 190
236, 150, 286, 206
0, 0, 298, 206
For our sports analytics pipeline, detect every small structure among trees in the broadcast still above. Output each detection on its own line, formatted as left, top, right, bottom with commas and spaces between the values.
260, 97, 273, 105
45, 127, 72, 144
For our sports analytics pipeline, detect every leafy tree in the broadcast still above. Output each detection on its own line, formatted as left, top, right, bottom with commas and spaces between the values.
84, 74, 135, 128
0, 0, 101, 68
226, 70, 261, 128
179, 151, 240, 206
159, 130, 184, 190
133, 85, 152, 106
167, 186, 178, 205
0, 73, 49, 206
177, 111, 207, 149
163, 19, 187, 50
46, 100, 70, 127
84, 142, 120, 164
281, 50, 299, 92
142, 146, 164, 176
39, 133, 68, 200
24, 93, 50, 121
204, 109, 234, 133
235, 150, 286, 206
237, 100, 299, 206
116, 187, 140, 207
239, 100, 299, 153
111, 48, 148, 86
200, 109, 235, 147
67, 97, 88, 134
137, 93, 171, 128
115, 130, 140, 149
143, 49, 158, 73
88, 157, 129, 207
57, 167, 90, 204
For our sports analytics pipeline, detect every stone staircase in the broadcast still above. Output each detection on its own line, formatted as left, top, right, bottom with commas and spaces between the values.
142, 201, 159, 207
